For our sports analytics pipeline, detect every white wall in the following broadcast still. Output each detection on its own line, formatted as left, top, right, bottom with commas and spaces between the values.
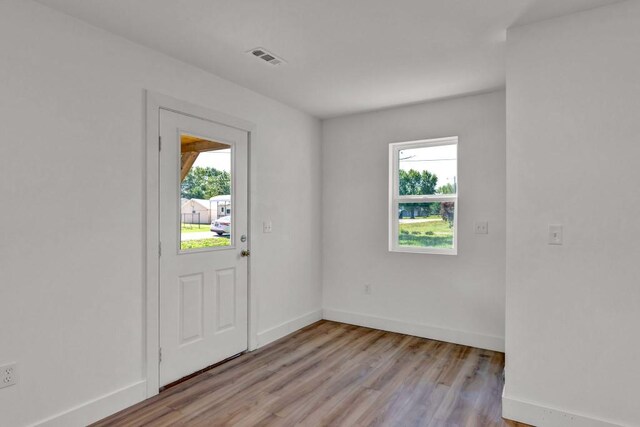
322, 91, 506, 351
504, 2, 640, 426
0, 1, 322, 425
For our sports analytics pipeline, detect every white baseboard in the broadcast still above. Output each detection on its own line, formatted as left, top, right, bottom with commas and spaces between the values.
31, 380, 147, 427
502, 395, 624, 427
322, 308, 505, 352
256, 309, 323, 348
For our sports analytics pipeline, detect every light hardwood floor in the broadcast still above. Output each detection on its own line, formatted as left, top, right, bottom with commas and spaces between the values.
93, 321, 529, 426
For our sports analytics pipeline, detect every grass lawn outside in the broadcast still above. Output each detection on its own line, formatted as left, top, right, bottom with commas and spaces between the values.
399, 217, 453, 248
181, 237, 231, 250
181, 223, 211, 233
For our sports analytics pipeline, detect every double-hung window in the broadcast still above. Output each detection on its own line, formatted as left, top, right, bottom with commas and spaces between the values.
389, 137, 458, 255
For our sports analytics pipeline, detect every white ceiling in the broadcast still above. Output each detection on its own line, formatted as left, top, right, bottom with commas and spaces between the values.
37, 0, 621, 118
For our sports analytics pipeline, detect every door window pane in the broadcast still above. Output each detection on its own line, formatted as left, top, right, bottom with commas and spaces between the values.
179, 134, 232, 251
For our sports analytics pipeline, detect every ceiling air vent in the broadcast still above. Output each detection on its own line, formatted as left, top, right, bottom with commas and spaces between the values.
247, 47, 285, 66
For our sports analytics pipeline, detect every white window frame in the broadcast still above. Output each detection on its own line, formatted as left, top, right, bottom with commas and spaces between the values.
388, 136, 458, 255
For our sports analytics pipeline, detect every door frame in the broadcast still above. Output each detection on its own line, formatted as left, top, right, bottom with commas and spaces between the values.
144, 90, 257, 398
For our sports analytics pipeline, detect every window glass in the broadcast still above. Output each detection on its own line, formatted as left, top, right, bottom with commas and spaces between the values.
179, 134, 232, 251
390, 138, 458, 254
398, 144, 457, 195
398, 202, 455, 249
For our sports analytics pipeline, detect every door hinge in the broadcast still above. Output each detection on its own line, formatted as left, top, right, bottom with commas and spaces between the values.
159, 347, 162, 363
159, 241, 162, 257
158, 136, 162, 151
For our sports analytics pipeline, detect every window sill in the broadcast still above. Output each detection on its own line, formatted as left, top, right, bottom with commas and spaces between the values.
389, 246, 457, 255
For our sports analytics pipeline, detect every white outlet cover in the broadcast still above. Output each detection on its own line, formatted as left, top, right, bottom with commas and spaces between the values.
474, 221, 489, 234
262, 220, 273, 233
0, 363, 17, 389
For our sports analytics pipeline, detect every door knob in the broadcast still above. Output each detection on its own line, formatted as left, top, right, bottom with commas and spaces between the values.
241, 249, 250, 257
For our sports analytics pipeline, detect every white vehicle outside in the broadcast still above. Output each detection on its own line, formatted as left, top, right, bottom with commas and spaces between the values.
211, 215, 231, 235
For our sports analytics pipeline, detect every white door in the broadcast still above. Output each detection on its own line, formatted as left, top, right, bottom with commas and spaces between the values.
159, 109, 249, 387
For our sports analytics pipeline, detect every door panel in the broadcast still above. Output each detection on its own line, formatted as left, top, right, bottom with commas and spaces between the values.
179, 273, 204, 345
159, 109, 248, 387
216, 268, 236, 332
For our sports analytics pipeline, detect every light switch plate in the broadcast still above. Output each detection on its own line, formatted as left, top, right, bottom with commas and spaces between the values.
262, 220, 273, 233
548, 224, 563, 245
474, 221, 489, 234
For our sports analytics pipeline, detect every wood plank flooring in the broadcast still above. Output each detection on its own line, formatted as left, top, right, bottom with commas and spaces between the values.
93, 321, 529, 426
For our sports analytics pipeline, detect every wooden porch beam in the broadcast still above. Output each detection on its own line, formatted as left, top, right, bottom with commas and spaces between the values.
181, 140, 229, 153
180, 151, 199, 182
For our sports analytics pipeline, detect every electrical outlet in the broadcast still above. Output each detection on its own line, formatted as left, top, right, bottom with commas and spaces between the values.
262, 220, 273, 233
0, 363, 17, 389
364, 284, 372, 295
474, 221, 489, 234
